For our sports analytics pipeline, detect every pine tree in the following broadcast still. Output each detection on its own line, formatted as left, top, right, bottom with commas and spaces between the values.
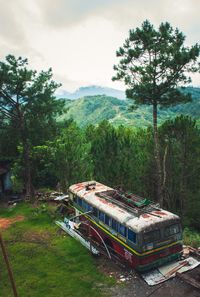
113, 20, 200, 205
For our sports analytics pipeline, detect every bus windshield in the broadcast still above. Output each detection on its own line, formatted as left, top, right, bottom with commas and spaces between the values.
164, 223, 180, 237
143, 229, 160, 243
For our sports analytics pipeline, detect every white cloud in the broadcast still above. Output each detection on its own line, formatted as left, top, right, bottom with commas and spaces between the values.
0, 0, 199, 91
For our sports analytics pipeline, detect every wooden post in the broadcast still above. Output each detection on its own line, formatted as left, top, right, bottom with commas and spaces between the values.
0, 233, 19, 297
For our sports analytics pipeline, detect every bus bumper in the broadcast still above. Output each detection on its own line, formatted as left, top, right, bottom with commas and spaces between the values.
136, 251, 182, 272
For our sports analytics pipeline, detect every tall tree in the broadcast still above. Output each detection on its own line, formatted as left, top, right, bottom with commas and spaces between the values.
113, 20, 200, 206
0, 55, 64, 199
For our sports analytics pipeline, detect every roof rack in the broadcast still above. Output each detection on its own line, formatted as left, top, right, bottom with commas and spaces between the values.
96, 190, 161, 217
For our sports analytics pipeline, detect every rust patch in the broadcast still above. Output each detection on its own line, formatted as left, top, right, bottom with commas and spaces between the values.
153, 211, 167, 216
73, 183, 84, 191
0, 216, 25, 230
97, 197, 116, 209
142, 214, 150, 218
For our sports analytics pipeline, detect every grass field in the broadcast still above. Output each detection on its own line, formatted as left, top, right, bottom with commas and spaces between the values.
0, 203, 114, 297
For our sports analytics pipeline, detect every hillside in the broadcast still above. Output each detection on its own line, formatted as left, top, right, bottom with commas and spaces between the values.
60, 87, 200, 127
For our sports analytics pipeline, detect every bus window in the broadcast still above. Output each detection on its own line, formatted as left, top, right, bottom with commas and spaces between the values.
143, 230, 160, 243
112, 219, 118, 231
164, 224, 180, 237
99, 211, 105, 222
74, 195, 78, 203
93, 207, 98, 217
119, 224, 127, 237
87, 204, 93, 212
128, 229, 137, 243
82, 200, 88, 210
78, 197, 82, 207
105, 214, 111, 226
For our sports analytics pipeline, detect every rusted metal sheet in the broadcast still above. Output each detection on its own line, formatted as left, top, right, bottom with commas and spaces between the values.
142, 257, 200, 285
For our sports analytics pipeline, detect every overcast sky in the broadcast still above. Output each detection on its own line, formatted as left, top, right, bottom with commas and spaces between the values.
0, 0, 199, 92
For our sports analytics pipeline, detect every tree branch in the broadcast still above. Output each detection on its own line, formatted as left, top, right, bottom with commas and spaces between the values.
0, 88, 17, 107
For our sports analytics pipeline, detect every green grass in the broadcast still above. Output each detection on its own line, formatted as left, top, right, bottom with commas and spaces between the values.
183, 227, 200, 248
0, 203, 114, 297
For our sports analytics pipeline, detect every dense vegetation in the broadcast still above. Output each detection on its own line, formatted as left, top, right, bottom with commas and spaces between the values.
1, 114, 199, 231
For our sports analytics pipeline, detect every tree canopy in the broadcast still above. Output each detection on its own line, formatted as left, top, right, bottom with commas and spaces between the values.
113, 20, 200, 106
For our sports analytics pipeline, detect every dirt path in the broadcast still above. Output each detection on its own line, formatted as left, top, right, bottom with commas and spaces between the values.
0, 216, 24, 230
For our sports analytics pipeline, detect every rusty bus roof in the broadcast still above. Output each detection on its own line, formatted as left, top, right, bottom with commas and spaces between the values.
69, 181, 180, 232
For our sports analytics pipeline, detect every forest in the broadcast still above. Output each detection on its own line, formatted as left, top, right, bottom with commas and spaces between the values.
0, 21, 200, 236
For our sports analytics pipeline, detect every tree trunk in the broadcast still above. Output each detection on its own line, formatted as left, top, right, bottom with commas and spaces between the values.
162, 144, 169, 207
23, 140, 34, 200
153, 103, 163, 206
17, 110, 34, 200
179, 140, 187, 216
20, 123, 34, 201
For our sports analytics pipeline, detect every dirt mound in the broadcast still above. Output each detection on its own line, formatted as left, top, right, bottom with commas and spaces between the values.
0, 216, 25, 230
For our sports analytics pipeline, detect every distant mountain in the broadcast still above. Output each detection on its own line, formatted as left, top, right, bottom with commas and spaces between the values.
57, 85, 125, 100
59, 87, 200, 127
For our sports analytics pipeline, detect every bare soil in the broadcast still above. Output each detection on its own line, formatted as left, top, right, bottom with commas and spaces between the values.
96, 257, 200, 297
0, 216, 24, 230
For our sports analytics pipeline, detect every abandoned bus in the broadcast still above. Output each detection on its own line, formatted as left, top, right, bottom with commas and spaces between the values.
68, 181, 183, 272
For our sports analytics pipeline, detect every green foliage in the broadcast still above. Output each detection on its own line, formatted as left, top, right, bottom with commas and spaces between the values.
113, 20, 199, 107
0, 55, 64, 142
183, 228, 200, 248
30, 145, 57, 188
0, 55, 65, 197
50, 121, 93, 191
86, 120, 153, 196
159, 116, 200, 222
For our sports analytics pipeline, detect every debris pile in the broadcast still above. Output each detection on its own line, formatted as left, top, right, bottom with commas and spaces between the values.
183, 245, 200, 259
35, 191, 67, 202
108, 270, 135, 283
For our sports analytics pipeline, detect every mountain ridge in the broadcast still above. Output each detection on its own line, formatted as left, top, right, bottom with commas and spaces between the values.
56, 85, 125, 100
59, 87, 200, 127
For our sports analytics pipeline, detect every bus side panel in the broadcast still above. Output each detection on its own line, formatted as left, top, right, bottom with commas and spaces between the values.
89, 220, 139, 268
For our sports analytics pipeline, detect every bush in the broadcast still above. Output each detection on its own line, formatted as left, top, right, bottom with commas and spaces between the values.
183, 227, 200, 248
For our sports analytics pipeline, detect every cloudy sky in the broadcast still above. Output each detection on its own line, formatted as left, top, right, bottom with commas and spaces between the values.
0, 0, 199, 92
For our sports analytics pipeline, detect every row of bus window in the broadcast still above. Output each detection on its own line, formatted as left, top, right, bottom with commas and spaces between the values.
74, 195, 137, 244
